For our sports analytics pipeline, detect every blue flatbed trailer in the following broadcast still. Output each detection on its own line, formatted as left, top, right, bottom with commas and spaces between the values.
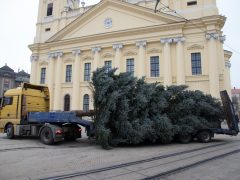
28, 111, 92, 127
28, 111, 95, 137
12, 111, 95, 145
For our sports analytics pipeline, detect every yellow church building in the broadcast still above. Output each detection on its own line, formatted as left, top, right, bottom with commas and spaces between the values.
29, 0, 232, 111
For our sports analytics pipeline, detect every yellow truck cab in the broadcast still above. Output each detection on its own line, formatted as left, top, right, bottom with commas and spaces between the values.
0, 83, 49, 135
0, 83, 87, 145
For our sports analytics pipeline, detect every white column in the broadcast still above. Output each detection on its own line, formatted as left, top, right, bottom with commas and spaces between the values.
206, 33, 220, 98
161, 38, 172, 87
174, 37, 186, 85
113, 44, 123, 73
30, 55, 38, 84
53, 51, 63, 111
92, 47, 101, 71
72, 49, 81, 110
136, 40, 147, 78
219, 35, 226, 74
224, 60, 232, 97
47, 53, 55, 111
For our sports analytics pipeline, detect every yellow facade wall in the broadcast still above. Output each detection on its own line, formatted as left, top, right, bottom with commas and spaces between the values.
29, 0, 232, 111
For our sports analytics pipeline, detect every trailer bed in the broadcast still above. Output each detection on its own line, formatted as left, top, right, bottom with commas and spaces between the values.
28, 112, 80, 123
28, 112, 95, 135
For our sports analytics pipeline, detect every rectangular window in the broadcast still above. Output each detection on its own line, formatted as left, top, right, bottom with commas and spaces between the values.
65, 65, 72, 82
47, 3, 53, 16
3, 79, 9, 89
83, 94, 90, 112
84, 63, 91, 81
150, 56, 160, 77
126, 58, 134, 76
40, 68, 46, 84
187, 1, 197, 6
191, 53, 202, 75
105, 61, 112, 73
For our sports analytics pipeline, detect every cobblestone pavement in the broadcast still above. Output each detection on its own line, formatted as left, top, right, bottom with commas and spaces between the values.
0, 133, 239, 180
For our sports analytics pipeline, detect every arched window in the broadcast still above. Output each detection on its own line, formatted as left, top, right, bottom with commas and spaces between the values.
64, 94, 70, 111
83, 94, 89, 112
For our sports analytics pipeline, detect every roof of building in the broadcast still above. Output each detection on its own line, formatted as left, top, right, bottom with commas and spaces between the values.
17, 70, 30, 77
0, 65, 14, 72
232, 88, 240, 95
0, 65, 29, 81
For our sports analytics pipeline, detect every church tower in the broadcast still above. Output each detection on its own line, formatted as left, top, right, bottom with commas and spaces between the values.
122, 0, 218, 19
34, 0, 83, 43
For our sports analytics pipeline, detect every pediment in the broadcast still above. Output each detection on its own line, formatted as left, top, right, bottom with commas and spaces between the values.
102, 52, 114, 59
147, 48, 162, 54
47, 0, 182, 42
123, 50, 137, 56
82, 55, 94, 61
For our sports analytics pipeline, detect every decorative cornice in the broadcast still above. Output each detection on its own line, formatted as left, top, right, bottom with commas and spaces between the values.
92, 47, 101, 53
113, 43, 123, 50
136, 40, 147, 48
224, 50, 233, 59
72, 49, 81, 55
205, 33, 225, 42
48, 53, 54, 58
187, 44, 204, 51
161, 37, 185, 44
173, 37, 185, 43
56, 51, 63, 57
160, 38, 173, 44
30, 55, 38, 62
48, 51, 63, 58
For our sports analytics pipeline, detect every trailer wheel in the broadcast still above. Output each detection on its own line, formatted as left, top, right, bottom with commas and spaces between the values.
40, 127, 54, 145
6, 124, 14, 139
197, 131, 211, 143
178, 134, 192, 144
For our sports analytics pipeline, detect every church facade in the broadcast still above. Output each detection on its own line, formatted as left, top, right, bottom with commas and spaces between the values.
29, 0, 232, 111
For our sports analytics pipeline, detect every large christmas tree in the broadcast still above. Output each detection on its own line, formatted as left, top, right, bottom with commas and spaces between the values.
91, 68, 223, 149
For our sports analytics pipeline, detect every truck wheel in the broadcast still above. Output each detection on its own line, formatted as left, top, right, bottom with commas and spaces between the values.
6, 124, 14, 139
40, 127, 54, 145
178, 134, 192, 144
197, 131, 211, 143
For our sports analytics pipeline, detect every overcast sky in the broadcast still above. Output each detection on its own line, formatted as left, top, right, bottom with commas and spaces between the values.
0, 0, 239, 88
